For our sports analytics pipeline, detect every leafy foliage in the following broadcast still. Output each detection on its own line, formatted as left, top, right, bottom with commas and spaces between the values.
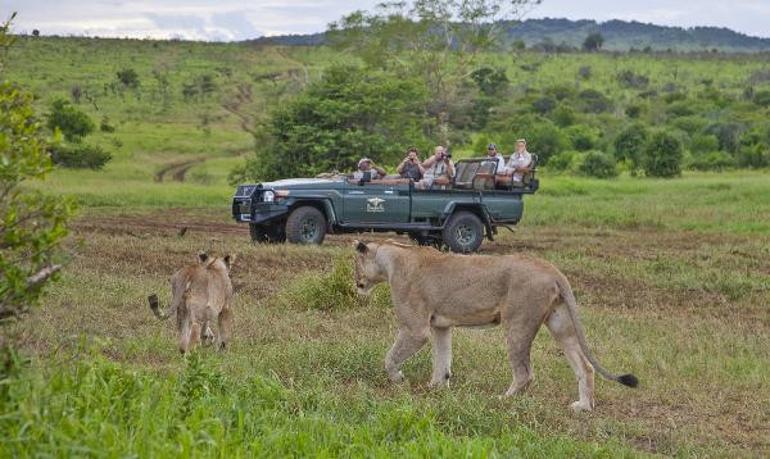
49, 143, 112, 170
239, 64, 430, 181
582, 32, 604, 51
0, 83, 75, 322
116, 68, 140, 89
643, 130, 684, 177
578, 151, 618, 178
613, 123, 649, 171
46, 98, 95, 142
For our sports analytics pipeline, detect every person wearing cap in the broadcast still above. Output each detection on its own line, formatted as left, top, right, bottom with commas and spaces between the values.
396, 147, 425, 181
352, 158, 386, 181
503, 139, 533, 185
485, 143, 507, 175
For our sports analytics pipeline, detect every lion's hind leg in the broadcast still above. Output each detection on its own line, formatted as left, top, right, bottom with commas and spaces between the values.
217, 307, 233, 351
546, 304, 595, 412
429, 327, 452, 388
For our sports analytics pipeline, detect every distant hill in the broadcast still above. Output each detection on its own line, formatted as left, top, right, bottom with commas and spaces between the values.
249, 17, 770, 53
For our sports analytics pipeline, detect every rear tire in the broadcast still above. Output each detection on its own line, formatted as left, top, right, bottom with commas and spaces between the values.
442, 211, 484, 253
285, 206, 326, 245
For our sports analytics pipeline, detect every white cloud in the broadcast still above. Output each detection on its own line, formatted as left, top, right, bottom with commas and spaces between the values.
5, 0, 770, 40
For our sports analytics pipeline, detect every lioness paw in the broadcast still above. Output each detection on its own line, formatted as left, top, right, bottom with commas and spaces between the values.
570, 401, 593, 413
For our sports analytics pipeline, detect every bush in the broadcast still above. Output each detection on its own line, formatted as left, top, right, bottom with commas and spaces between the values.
99, 116, 115, 133
50, 143, 112, 170
550, 104, 576, 127
753, 90, 770, 108
666, 101, 695, 117
546, 150, 577, 173
578, 89, 613, 113
737, 144, 770, 168
686, 151, 735, 171
625, 105, 643, 118
690, 134, 720, 155
704, 122, 744, 153
577, 151, 618, 178
46, 99, 95, 141
531, 96, 556, 114
116, 68, 140, 89
613, 124, 648, 170
643, 131, 684, 178
565, 124, 599, 151
616, 70, 649, 89
276, 256, 389, 311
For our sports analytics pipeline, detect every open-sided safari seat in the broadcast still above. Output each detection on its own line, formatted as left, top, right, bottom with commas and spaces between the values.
453, 159, 497, 191
494, 153, 539, 190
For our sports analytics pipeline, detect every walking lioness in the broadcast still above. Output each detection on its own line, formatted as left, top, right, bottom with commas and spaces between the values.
353, 240, 637, 411
148, 252, 234, 354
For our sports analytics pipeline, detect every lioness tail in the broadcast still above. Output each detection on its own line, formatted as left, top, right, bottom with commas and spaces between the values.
148, 293, 171, 320
556, 278, 639, 388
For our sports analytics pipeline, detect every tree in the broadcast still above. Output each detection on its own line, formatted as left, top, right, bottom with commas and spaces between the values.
235, 64, 431, 181
582, 32, 604, 52
46, 98, 94, 142
614, 123, 649, 172
1, 21, 75, 327
116, 68, 140, 89
643, 130, 683, 178
328, 0, 541, 144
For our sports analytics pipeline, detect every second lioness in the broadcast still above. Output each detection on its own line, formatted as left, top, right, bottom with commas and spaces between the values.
148, 252, 234, 354
353, 241, 638, 411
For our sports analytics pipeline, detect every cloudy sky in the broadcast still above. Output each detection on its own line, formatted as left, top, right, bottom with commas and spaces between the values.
3, 0, 770, 41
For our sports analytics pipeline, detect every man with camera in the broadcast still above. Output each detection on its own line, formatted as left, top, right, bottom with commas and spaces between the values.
396, 147, 425, 181
416, 146, 455, 190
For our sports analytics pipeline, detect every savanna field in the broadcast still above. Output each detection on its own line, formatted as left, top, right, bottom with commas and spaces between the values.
1, 36, 769, 457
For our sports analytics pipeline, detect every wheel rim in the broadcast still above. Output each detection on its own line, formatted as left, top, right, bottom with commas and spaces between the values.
455, 223, 476, 247
299, 218, 318, 242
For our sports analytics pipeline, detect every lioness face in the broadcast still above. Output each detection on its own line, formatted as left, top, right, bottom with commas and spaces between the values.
353, 241, 386, 295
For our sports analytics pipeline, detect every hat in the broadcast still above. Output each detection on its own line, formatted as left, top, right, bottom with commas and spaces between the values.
357, 158, 372, 168
516, 138, 527, 144
487, 143, 497, 150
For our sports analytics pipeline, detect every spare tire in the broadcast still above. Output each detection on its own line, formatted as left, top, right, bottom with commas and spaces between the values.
442, 211, 484, 253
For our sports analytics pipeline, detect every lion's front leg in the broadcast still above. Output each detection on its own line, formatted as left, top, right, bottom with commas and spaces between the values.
384, 328, 429, 383
429, 327, 452, 388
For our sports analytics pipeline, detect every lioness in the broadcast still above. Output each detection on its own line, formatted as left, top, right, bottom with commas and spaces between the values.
353, 240, 637, 411
148, 252, 234, 354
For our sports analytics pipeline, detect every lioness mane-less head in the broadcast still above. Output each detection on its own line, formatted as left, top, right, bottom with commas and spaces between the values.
352, 240, 386, 295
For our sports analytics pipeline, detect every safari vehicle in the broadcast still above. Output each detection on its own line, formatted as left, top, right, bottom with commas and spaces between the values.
231, 157, 538, 253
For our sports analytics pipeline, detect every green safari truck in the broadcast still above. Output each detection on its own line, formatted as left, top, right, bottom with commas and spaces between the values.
231, 158, 538, 253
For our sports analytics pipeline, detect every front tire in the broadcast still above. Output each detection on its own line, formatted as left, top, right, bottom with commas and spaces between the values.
249, 223, 286, 243
442, 211, 484, 253
285, 206, 327, 245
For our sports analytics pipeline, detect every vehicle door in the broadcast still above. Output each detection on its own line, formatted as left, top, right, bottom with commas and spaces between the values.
342, 182, 411, 223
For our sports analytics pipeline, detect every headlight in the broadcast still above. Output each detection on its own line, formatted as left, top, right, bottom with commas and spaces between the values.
262, 190, 275, 202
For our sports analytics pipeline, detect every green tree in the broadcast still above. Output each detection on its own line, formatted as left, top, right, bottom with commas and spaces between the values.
643, 131, 683, 178
1, 22, 75, 326
578, 151, 618, 178
46, 98, 94, 142
236, 64, 431, 181
328, 0, 541, 144
614, 123, 649, 172
582, 32, 604, 52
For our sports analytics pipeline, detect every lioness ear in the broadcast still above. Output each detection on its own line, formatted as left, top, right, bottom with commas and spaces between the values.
198, 251, 209, 263
223, 254, 235, 269
355, 241, 368, 254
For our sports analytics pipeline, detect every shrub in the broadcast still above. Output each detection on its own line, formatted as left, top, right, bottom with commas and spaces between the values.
50, 143, 112, 170
531, 96, 556, 114
470, 67, 509, 96
582, 32, 604, 52
546, 150, 577, 172
669, 116, 708, 135
276, 256, 389, 311
704, 122, 744, 153
666, 101, 695, 117
116, 68, 140, 89
578, 89, 613, 113
46, 99, 95, 141
686, 151, 735, 171
550, 104, 576, 127
99, 116, 115, 133
690, 134, 720, 155
753, 90, 770, 108
625, 105, 642, 118
613, 123, 648, 170
577, 66, 591, 80
565, 124, 598, 151
643, 130, 684, 178
616, 70, 649, 89
577, 151, 618, 178
737, 144, 770, 168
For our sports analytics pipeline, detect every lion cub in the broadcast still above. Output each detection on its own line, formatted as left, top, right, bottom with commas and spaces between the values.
148, 252, 234, 354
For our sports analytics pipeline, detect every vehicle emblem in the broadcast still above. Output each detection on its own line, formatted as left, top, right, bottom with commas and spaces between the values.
366, 197, 386, 213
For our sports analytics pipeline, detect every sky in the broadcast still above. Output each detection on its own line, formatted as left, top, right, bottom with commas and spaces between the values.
3, 0, 770, 41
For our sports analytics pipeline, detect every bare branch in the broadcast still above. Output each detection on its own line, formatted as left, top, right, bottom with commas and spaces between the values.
26, 264, 62, 289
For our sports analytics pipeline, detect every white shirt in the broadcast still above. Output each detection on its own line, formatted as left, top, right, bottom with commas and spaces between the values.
505, 151, 533, 180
